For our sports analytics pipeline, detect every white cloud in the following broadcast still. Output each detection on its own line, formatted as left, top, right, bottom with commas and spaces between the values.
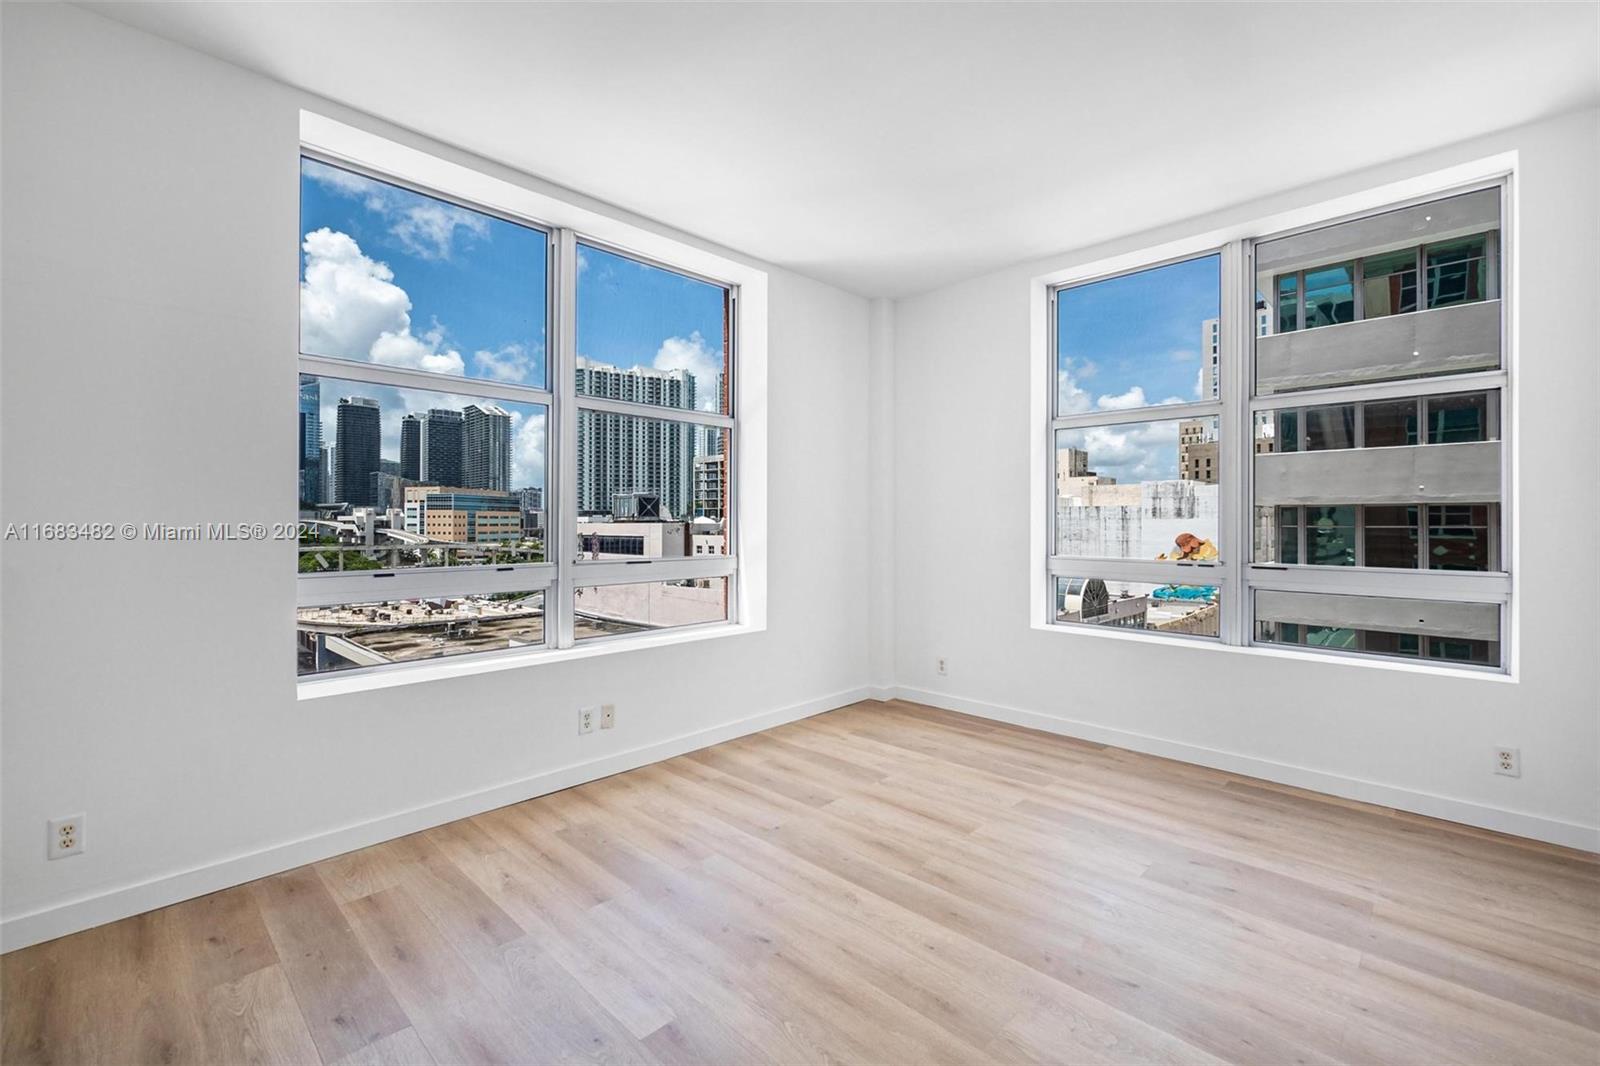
390, 200, 489, 262
653, 331, 724, 411
1057, 359, 1094, 415
1067, 419, 1183, 484
1095, 386, 1148, 410
303, 158, 487, 261
473, 344, 533, 383
300, 228, 465, 376
303, 160, 371, 198
512, 408, 546, 490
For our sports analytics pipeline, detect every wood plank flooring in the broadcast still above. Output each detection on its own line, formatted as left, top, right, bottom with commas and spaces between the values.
4, 699, 1598, 1065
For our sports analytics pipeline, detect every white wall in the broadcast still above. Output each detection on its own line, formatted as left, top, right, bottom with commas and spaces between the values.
3, 2, 1596, 956
0, 3, 870, 949
890, 107, 1600, 850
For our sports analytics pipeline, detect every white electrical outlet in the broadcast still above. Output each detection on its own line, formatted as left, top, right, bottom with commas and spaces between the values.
936, 656, 948, 676
579, 706, 597, 734
1494, 747, 1520, 777
600, 704, 616, 729
48, 814, 85, 859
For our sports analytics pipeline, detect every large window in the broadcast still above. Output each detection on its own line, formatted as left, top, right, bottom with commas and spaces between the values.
297, 156, 737, 678
1050, 253, 1225, 640
1045, 183, 1510, 672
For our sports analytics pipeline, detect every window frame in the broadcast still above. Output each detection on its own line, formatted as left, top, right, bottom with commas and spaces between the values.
295, 113, 765, 694
1033, 166, 1515, 678
1046, 245, 1237, 643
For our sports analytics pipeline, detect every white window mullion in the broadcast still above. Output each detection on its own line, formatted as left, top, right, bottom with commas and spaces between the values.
554, 227, 579, 649
1218, 239, 1245, 646
1048, 556, 1225, 586
297, 353, 554, 409
574, 395, 735, 430
298, 563, 556, 609
572, 555, 736, 588
1052, 399, 1222, 433
1247, 369, 1507, 414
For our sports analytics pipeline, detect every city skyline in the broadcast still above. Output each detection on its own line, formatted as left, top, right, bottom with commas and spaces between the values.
300, 158, 732, 508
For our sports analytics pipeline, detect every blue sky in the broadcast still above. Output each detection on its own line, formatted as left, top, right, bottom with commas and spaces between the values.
578, 243, 727, 410
299, 157, 547, 384
1054, 255, 1218, 484
299, 158, 730, 490
1056, 253, 1219, 412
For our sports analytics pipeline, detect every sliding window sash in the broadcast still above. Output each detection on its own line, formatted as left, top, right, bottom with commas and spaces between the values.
1045, 245, 1233, 636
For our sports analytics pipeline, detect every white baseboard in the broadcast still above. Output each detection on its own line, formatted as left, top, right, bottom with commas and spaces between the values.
893, 685, 1600, 853
0, 686, 869, 954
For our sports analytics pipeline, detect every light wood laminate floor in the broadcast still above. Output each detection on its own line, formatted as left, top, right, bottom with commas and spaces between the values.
4, 700, 1598, 1065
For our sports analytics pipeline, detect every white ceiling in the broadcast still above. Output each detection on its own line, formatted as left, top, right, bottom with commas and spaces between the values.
86, 2, 1599, 298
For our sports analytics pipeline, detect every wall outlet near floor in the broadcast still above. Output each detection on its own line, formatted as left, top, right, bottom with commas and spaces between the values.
1494, 747, 1520, 777
48, 814, 85, 859
579, 706, 597, 735
600, 704, 616, 729
936, 656, 948, 676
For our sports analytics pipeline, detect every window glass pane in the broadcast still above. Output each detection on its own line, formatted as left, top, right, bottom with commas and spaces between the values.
575, 415, 728, 559
1364, 505, 1419, 569
1360, 248, 1419, 319
1304, 625, 1359, 649
299, 591, 545, 676
1300, 264, 1355, 329
576, 243, 729, 414
1254, 390, 1501, 567
299, 158, 548, 387
1426, 236, 1490, 309
1056, 254, 1221, 413
1254, 188, 1500, 395
1253, 505, 1301, 564
574, 578, 728, 640
1056, 578, 1219, 637
1055, 418, 1219, 559
1256, 590, 1500, 666
1305, 506, 1356, 566
1426, 392, 1490, 443
1427, 504, 1496, 571
1362, 630, 1422, 657
1363, 399, 1418, 447
1303, 404, 1357, 451
1275, 275, 1298, 334
298, 374, 546, 573
1276, 410, 1298, 452
1277, 506, 1300, 564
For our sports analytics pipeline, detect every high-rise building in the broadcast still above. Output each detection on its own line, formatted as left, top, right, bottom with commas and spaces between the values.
320, 446, 335, 504
463, 403, 512, 491
399, 414, 422, 481
334, 397, 381, 507
1179, 418, 1218, 484
419, 408, 464, 487
577, 358, 697, 411
298, 374, 321, 505
1199, 308, 1271, 399
694, 453, 726, 520
574, 359, 696, 519
517, 487, 544, 512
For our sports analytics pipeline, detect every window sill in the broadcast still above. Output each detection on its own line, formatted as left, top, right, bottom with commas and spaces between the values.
297, 619, 762, 701
1031, 618, 1515, 683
